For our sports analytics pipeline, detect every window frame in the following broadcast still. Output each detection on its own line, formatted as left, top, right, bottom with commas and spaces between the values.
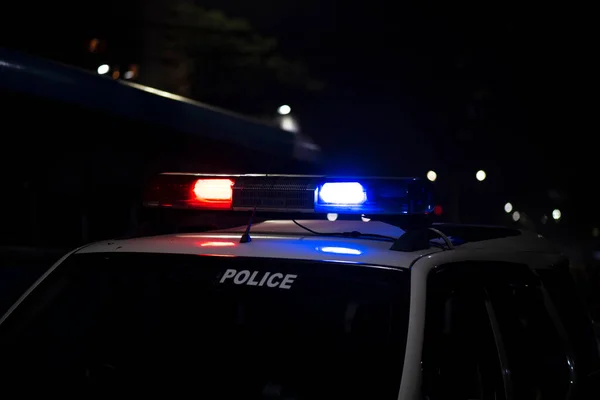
421, 262, 512, 400
422, 261, 579, 400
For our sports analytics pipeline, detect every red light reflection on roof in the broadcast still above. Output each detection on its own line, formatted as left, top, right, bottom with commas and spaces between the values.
199, 241, 236, 247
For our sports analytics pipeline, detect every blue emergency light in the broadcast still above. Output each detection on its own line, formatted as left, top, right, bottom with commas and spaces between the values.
317, 182, 367, 205
144, 173, 433, 215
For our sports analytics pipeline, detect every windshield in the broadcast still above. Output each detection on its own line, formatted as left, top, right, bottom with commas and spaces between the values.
0, 253, 410, 399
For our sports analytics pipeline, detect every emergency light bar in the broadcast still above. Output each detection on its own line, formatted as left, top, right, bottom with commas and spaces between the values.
143, 173, 433, 215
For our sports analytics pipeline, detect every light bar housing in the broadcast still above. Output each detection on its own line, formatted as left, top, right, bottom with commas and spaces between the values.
144, 173, 433, 215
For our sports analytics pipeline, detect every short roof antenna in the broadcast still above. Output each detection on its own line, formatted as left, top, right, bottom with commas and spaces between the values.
239, 207, 256, 243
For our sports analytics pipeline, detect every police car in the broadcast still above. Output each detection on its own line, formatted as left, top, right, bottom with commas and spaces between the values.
0, 174, 599, 399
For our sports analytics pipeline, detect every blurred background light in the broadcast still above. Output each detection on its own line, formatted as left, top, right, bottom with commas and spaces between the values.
552, 209, 562, 221
277, 104, 291, 115
427, 170, 437, 182
476, 170, 487, 181
97, 64, 109, 74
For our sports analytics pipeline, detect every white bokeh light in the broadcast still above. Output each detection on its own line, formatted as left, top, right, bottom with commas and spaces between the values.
476, 170, 487, 181
504, 202, 513, 213
361, 214, 371, 222
512, 211, 521, 222
97, 64, 109, 75
277, 105, 291, 115
552, 209, 562, 220
327, 213, 338, 222
426, 170, 437, 182
280, 115, 299, 133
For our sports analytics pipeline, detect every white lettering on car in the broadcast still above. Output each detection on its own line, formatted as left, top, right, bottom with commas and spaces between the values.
247, 271, 260, 286
220, 269, 237, 283
219, 269, 297, 289
267, 273, 283, 287
233, 270, 250, 284
258, 272, 270, 286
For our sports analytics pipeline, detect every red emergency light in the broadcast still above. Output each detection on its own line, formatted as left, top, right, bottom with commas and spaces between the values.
143, 174, 236, 210
193, 179, 234, 208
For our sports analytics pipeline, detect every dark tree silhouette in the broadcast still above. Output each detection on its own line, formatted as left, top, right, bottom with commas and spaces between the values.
139, 0, 323, 113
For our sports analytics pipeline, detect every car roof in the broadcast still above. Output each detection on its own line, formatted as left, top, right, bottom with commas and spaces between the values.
430, 223, 558, 253
76, 220, 559, 269
76, 220, 437, 269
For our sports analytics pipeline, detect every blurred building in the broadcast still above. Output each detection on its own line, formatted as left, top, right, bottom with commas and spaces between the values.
0, 48, 321, 248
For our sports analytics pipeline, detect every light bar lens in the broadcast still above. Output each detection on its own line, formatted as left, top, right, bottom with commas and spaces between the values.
143, 175, 235, 210
318, 182, 366, 205
314, 179, 431, 214
193, 179, 234, 201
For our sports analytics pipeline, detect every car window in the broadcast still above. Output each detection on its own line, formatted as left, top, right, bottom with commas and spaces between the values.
422, 269, 507, 400
487, 280, 573, 399
536, 263, 600, 380
425, 261, 576, 400
0, 253, 410, 399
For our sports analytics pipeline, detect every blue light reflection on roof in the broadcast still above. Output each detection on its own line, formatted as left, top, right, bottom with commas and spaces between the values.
317, 246, 362, 255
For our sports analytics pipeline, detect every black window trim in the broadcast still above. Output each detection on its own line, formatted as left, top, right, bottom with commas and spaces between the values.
538, 282, 578, 399
422, 263, 514, 399
484, 288, 514, 400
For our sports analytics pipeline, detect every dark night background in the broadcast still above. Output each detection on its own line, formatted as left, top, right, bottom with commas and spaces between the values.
2, 0, 600, 384
0, 1, 596, 242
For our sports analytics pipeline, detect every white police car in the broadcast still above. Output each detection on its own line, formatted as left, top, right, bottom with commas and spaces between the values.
0, 174, 598, 399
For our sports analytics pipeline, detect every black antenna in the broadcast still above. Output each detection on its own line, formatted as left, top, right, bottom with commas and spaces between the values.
239, 207, 256, 243
239, 156, 275, 244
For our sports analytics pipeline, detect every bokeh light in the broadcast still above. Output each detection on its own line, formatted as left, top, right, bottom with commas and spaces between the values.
504, 202, 513, 213
97, 64, 109, 75
426, 170, 437, 182
280, 115, 299, 132
277, 104, 291, 115
476, 170, 487, 181
552, 209, 562, 220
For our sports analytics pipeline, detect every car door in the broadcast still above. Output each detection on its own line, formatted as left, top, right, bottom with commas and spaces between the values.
421, 261, 575, 400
